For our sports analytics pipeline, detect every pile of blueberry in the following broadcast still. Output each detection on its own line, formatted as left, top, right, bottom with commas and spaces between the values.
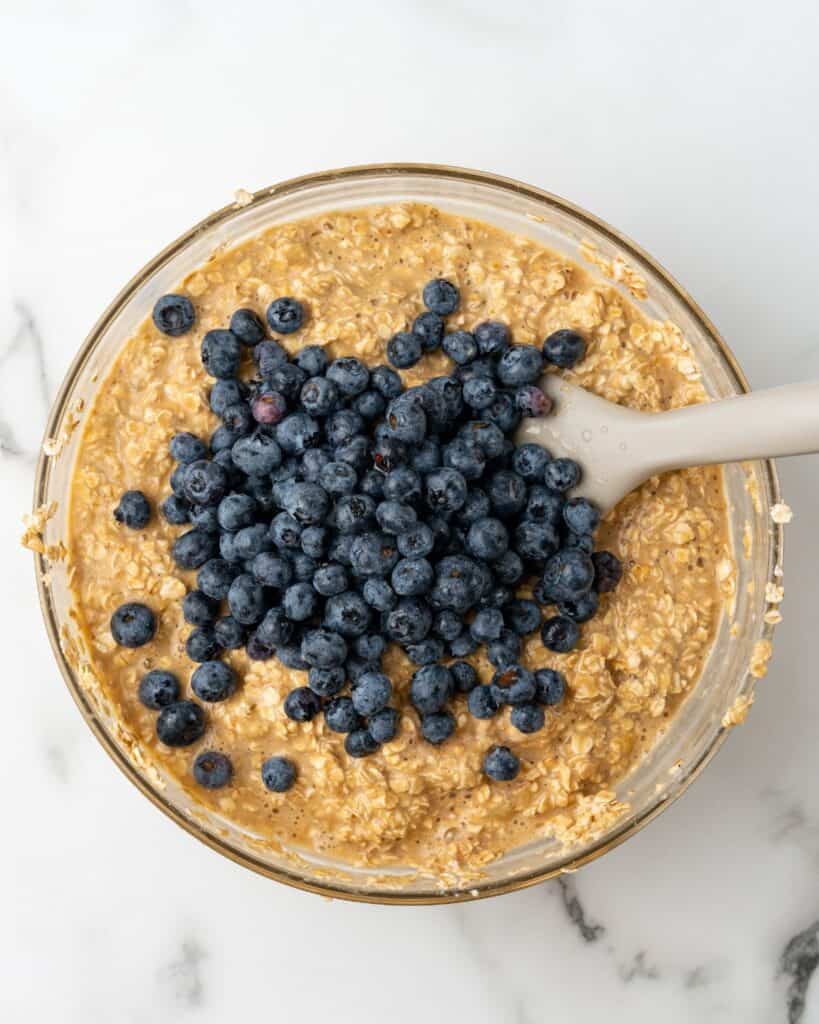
111, 279, 621, 789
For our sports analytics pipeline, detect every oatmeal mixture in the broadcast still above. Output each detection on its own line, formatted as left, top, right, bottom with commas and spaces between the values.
66, 204, 731, 875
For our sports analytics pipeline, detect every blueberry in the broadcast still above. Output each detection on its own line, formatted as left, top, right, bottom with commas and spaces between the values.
455, 355, 496, 383
525, 485, 563, 527
512, 443, 550, 481
138, 670, 180, 710
226, 574, 266, 624
189, 504, 220, 532
409, 664, 453, 715
152, 294, 195, 337
266, 296, 305, 334
515, 520, 559, 562
308, 563, 344, 599
421, 711, 456, 745
214, 616, 245, 650
255, 606, 293, 647
301, 628, 348, 669
214, 494, 254, 534
458, 489, 490, 527
485, 392, 520, 433
323, 697, 360, 734
423, 278, 459, 315
449, 630, 479, 658
382, 467, 421, 505
376, 500, 417, 534
210, 425, 241, 453
328, 532, 356, 566
221, 402, 254, 436
368, 364, 402, 400
299, 450, 330, 485
463, 376, 497, 410
563, 497, 600, 536
558, 590, 599, 623
170, 432, 208, 465
403, 637, 443, 665
515, 385, 552, 418
345, 729, 379, 758
277, 412, 321, 455
229, 307, 266, 346
425, 468, 468, 516
493, 549, 524, 586
324, 591, 371, 637
282, 481, 331, 527
194, 558, 235, 601
430, 554, 484, 614
270, 511, 302, 550
385, 598, 433, 645
540, 549, 595, 602
362, 578, 397, 612
592, 551, 623, 593
261, 755, 297, 792
156, 701, 206, 747
443, 438, 485, 481
368, 708, 399, 744
387, 331, 422, 369
468, 685, 499, 719
460, 420, 505, 459
535, 667, 566, 706
335, 435, 372, 472
294, 345, 328, 377
398, 523, 435, 559
464, 517, 508, 562
201, 329, 241, 379
334, 494, 376, 534
326, 356, 369, 397
114, 490, 151, 529
277, 644, 310, 669
326, 409, 365, 448
442, 330, 477, 365
474, 320, 510, 356
478, 584, 513, 610
193, 750, 233, 789
541, 615, 580, 653
433, 609, 463, 642
504, 599, 541, 636
210, 379, 246, 417
487, 628, 521, 669
483, 745, 520, 781
161, 494, 190, 525
282, 581, 319, 622
487, 470, 527, 519
543, 457, 581, 492
300, 376, 338, 417
245, 632, 275, 661
259, 352, 301, 391
180, 592, 215, 631
354, 390, 386, 420
392, 557, 434, 596
451, 661, 478, 693
182, 460, 228, 507
385, 393, 427, 444
470, 607, 504, 643
353, 634, 386, 662
185, 627, 221, 663
191, 660, 236, 702
303, 667, 342, 700
411, 439, 442, 474
412, 311, 445, 352
496, 345, 543, 387
350, 672, 391, 716
543, 328, 586, 368
231, 429, 282, 475
491, 664, 536, 705
283, 686, 321, 722
110, 602, 156, 648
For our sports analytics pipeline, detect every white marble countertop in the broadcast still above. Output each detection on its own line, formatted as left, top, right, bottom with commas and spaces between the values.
3, 2, 819, 1021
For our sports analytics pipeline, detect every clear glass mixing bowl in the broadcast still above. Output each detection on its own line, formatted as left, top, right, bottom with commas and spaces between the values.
32, 164, 782, 903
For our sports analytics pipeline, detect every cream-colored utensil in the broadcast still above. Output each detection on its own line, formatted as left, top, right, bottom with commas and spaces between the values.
516, 375, 818, 512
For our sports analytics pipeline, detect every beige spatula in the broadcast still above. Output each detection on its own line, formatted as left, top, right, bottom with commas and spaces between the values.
515, 375, 817, 512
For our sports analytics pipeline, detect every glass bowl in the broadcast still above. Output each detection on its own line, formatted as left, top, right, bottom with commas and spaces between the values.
32, 164, 782, 903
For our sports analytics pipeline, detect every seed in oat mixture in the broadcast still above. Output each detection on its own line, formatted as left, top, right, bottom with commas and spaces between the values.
193, 750, 233, 789
138, 670, 180, 710
261, 755, 297, 792
483, 745, 520, 782
284, 686, 322, 722
423, 278, 460, 315
152, 293, 195, 337
110, 602, 156, 647
191, 660, 236, 703
113, 489, 151, 530
156, 700, 206, 748
345, 729, 379, 758
421, 711, 456, 745
510, 704, 545, 734
266, 296, 305, 335
387, 331, 422, 369
540, 615, 581, 654
534, 668, 566, 706
543, 328, 586, 369
229, 308, 266, 347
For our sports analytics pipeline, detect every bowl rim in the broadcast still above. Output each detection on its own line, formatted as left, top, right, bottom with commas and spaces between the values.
32, 162, 783, 904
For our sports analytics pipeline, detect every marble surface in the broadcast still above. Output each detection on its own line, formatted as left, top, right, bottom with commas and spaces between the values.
3, 1, 819, 1021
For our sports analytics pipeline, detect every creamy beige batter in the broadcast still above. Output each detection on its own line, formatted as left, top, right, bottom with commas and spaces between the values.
66, 203, 731, 875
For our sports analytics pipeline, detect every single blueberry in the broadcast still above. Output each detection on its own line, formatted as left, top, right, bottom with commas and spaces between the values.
391, 557, 434, 597
277, 412, 321, 455
487, 470, 527, 519
210, 379, 246, 417
385, 598, 433, 645
398, 523, 435, 559
214, 616, 246, 650
277, 644, 310, 670
543, 328, 586, 369
182, 460, 228, 506
186, 627, 221, 663
412, 311, 445, 351
373, 434, 408, 474
193, 750, 233, 789
487, 628, 521, 669
449, 630, 479, 658
216, 493, 256, 532
466, 517, 509, 561
335, 435, 372, 472
182, 589, 218, 627
300, 376, 339, 417
385, 393, 428, 443
491, 664, 536, 705
232, 429, 282, 475
558, 590, 600, 623
535, 667, 567, 706
327, 357, 370, 397
510, 702, 545, 733
474, 320, 510, 356
496, 345, 544, 386
433, 609, 463, 642
324, 591, 371, 637
266, 296, 305, 334
282, 582, 319, 622
352, 672, 392, 716
463, 376, 497, 410
376, 499, 417, 534
540, 615, 581, 653
493, 549, 524, 586
369, 707, 400, 744
114, 490, 151, 529
387, 331, 422, 369
261, 755, 297, 792
442, 330, 478, 365
326, 408, 365, 447
543, 457, 581, 492
460, 420, 505, 459
423, 278, 459, 315
504, 599, 542, 637
592, 550, 623, 593
210, 425, 241, 453
443, 438, 486, 481
483, 745, 520, 781
301, 628, 348, 669
161, 494, 190, 525
563, 497, 601, 536
334, 494, 376, 534
425, 468, 468, 516
197, 558, 238, 600
485, 392, 520, 433
261, 358, 304, 397
294, 344, 328, 377
470, 607, 504, 643
221, 402, 254, 436
301, 526, 329, 559
451, 661, 478, 693
138, 670, 180, 710
525, 485, 564, 527
354, 389, 386, 420
110, 602, 156, 647
201, 329, 242, 379
170, 432, 208, 464
227, 574, 266, 624
370, 363, 403, 399
421, 711, 456, 745
515, 385, 552, 418
345, 729, 379, 758
410, 664, 454, 715
152, 294, 195, 337
284, 686, 322, 722
189, 504, 220, 532
156, 701, 206, 747
191, 660, 236, 702
362, 578, 397, 612
255, 606, 293, 647
325, 696, 362, 733
405, 637, 445, 665
540, 548, 595, 602
383, 466, 421, 504
468, 685, 500, 719
282, 481, 331, 526
308, 666, 346, 698
270, 511, 303, 550
515, 520, 559, 563
512, 443, 550, 481
230, 307, 266, 346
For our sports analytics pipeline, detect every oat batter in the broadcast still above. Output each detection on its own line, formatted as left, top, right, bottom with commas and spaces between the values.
66, 204, 731, 875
